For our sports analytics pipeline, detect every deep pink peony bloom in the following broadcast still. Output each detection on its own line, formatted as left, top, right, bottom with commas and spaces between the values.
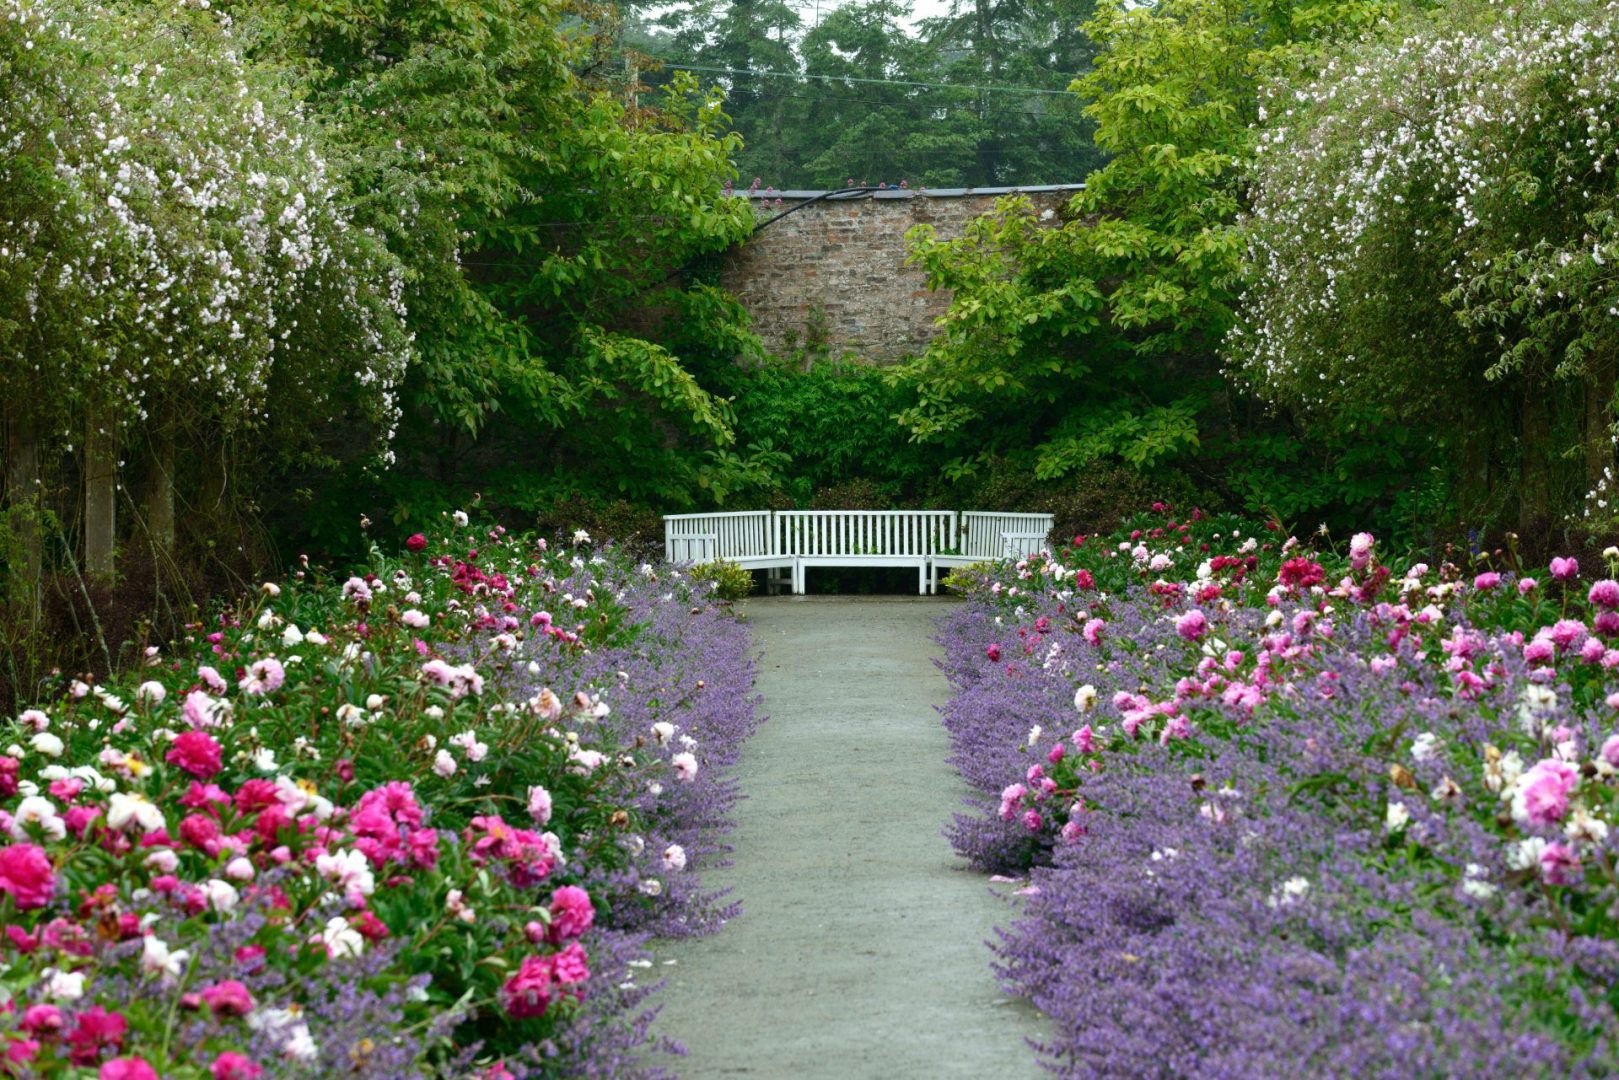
166, 731, 223, 780
201, 979, 255, 1017
1472, 571, 1501, 591
552, 941, 590, 985
0, 843, 56, 909
99, 1058, 158, 1080
548, 885, 595, 942
405, 533, 428, 553
212, 1052, 265, 1080
1278, 558, 1325, 590
0, 756, 18, 797
1551, 556, 1579, 580
1590, 580, 1619, 609
502, 955, 554, 1018
984, 643, 1002, 662
19, 1004, 63, 1035
68, 1007, 127, 1065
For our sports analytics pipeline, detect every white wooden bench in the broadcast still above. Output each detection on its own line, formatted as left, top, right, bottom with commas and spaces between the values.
776, 510, 956, 595
662, 509, 1052, 595
928, 511, 1054, 592
664, 511, 795, 592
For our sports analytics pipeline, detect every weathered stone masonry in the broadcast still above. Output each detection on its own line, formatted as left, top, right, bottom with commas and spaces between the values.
719, 185, 1083, 365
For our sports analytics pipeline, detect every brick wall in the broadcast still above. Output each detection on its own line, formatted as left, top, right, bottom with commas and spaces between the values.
718, 185, 1083, 365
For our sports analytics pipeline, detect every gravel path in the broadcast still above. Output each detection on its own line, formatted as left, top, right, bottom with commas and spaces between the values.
651, 596, 1044, 1078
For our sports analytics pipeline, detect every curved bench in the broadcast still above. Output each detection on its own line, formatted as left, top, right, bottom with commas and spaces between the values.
663, 510, 1053, 595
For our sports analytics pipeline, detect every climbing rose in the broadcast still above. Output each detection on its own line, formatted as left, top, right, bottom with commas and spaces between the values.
502, 955, 554, 1018
0, 843, 56, 909
165, 731, 223, 780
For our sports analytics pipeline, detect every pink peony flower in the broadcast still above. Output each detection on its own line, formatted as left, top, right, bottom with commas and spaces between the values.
551, 941, 590, 985
0, 843, 56, 909
1539, 841, 1581, 885
1472, 571, 1501, 591
1021, 809, 1043, 832
68, 1008, 127, 1066
548, 885, 595, 942
212, 1052, 265, 1080
238, 658, 284, 696
1175, 609, 1208, 641
19, 1005, 64, 1035
1512, 759, 1580, 826
1590, 580, 1619, 609
1550, 556, 1579, 581
405, 533, 428, 553
527, 785, 553, 826
1517, 577, 1538, 595
1082, 618, 1105, 646
200, 979, 255, 1017
99, 1058, 158, 1080
985, 643, 1002, 662
502, 955, 554, 1018
165, 731, 223, 780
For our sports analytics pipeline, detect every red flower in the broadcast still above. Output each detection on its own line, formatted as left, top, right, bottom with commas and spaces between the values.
0, 844, 56, 910
1278, 557, 1325, 590
67, 1007, 127, 1065
405, 533, 428, 552
165, 731, 223, 780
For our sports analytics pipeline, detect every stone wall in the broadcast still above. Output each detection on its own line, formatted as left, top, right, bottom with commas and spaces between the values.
718, 185, 1083, 365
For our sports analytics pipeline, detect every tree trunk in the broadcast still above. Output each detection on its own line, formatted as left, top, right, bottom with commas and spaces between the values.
146, 413, 175, 560
1584, 347, 1615, 497
4, 412, 42, 615
1519, 380, 1551, 541
84, 415, 117, 583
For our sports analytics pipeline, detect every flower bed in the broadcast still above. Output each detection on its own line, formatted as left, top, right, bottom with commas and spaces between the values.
939, 508, 1619, 1076
0, 517, 760, 1078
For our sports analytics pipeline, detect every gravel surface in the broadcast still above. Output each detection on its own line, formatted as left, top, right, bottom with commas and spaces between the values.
651, 596, 1045, 1079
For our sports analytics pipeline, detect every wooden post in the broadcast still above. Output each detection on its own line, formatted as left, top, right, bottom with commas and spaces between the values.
84, 415, 117, 582
4, 411, 42, 616
146, 410, 175, 560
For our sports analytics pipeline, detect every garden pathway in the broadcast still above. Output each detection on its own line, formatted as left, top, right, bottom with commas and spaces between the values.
652, 597, 1044, 1078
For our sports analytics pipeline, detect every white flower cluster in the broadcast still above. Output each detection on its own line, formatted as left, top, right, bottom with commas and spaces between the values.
1229, 0, 1619, 410
0, 0, 410, 450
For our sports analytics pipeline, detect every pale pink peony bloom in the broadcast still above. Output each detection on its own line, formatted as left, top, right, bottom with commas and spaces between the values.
1511, 758, 1580, 826
238, 659, 284, 696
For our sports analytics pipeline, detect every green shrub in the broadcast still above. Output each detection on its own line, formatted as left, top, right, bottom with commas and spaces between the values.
688, 559, 755, 601
942, 562, 996, 594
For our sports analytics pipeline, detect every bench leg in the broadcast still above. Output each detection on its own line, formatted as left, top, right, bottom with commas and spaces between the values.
918, 563, 927, 595
794, 561, 805, 595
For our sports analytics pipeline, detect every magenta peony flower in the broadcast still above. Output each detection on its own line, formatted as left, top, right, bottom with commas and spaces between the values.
405, 533, 427, 553
1590, 580, 1619, 608
165, 730, 223, 780
502, 954, 555, 1018
99, 1058, 157, 1080
0, 843, 56, 909
552, 941, 590, 986
548, 885, 595, 942
1472, 571, 1501, 591
200, 979, 255, 1017
1538, 841, 1581, 885
1175, 609, 1208, 641
985, 643, 1002, 662
211, 1052, 265, 1080
1550, 556, 1579, 580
